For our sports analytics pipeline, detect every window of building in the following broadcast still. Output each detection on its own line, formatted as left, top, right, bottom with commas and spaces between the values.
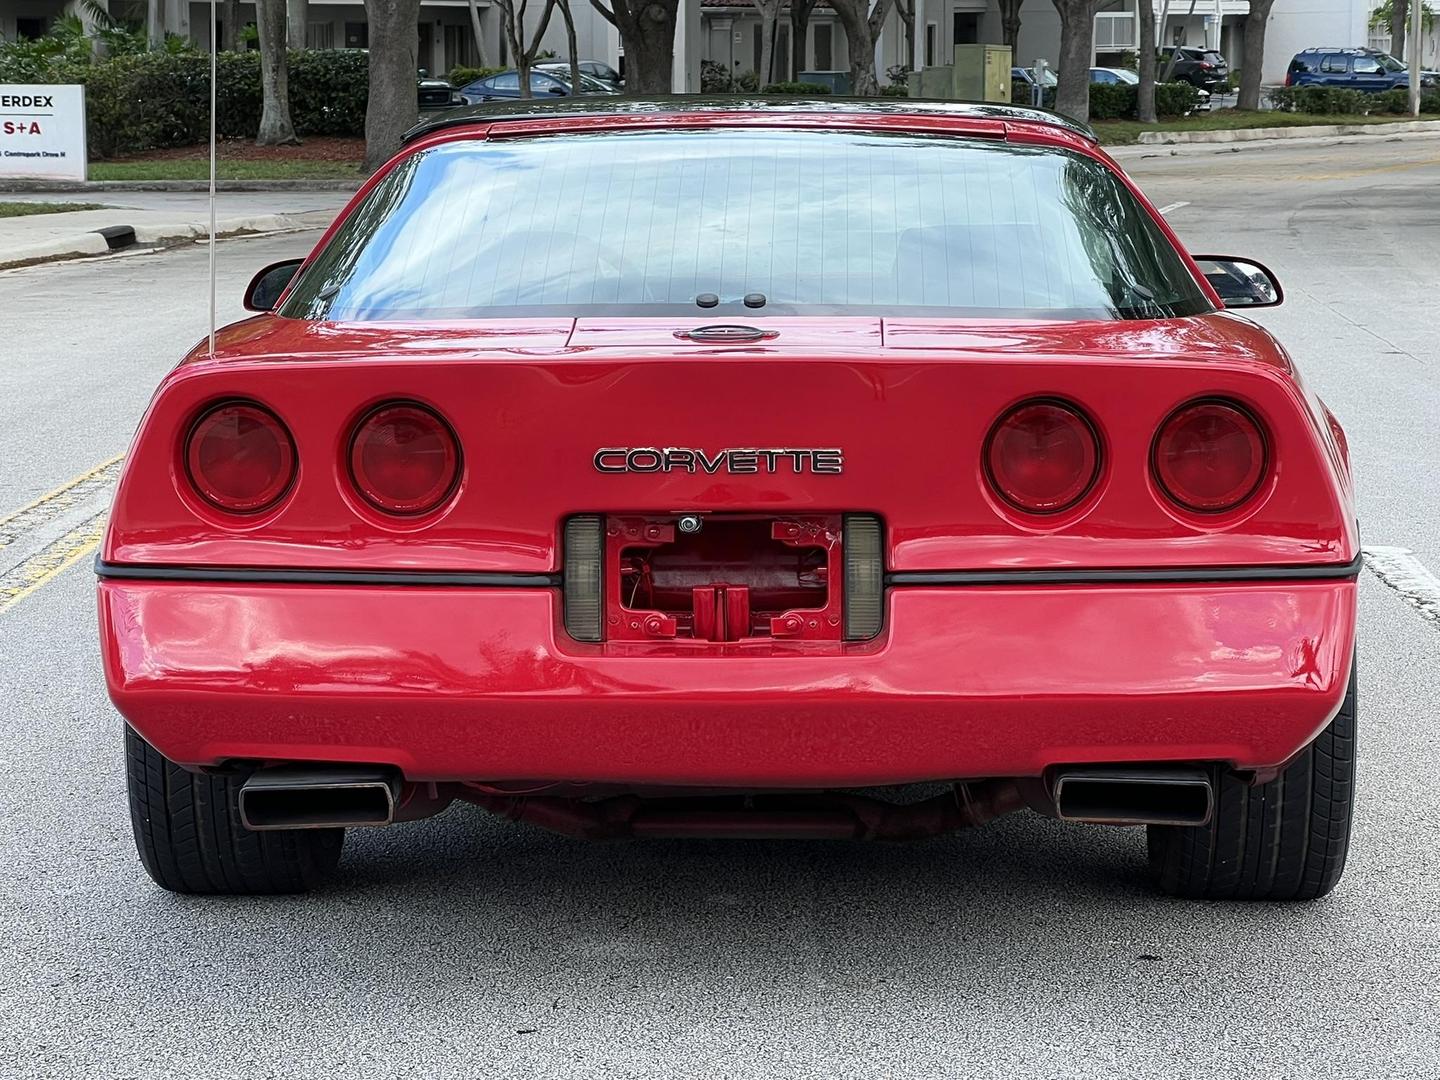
344, 21, 368, 48
444, 24, 474, 70
307, 23, 334, 50
813, 23, 832, 69
1093, 12, 1135, 50
16, 17, 49, 39
925, 22, 937, 66
953, 13, 980, 46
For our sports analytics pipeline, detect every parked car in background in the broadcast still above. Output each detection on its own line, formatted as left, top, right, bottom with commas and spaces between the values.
1285, 47, 1436, 90
1011, 65, 1058, 88
1161, 46, 1229, 90
458, 67, 621, 104
417, 70, 463, 109
1089, 67, 1209, 111
577, 59, 624, 89
1089, 67, 1139, 86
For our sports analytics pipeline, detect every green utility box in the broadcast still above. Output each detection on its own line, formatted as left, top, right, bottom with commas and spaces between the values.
952, 44, 1012, 102
909, 44, 1012, 102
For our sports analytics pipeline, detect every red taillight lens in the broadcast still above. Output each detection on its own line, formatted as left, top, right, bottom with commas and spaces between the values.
349, 403, 460, 515
985, 400, 1100, 513
1153, 400, 1267, 512
185, 401, 295, 514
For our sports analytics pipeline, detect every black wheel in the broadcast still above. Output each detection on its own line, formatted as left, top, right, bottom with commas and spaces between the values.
125, 726, 343, 895
1149, 661, 1356, 900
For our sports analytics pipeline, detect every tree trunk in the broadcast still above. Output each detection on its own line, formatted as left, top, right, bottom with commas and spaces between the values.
220, 0, 237, 50
1391, 0, 1408, 63
751, 0, 782, 87
255, 0, 299, 144
1237, 0, 1275, 111
1137, 0, 1156, 122
363, 0, 423, 172
287, 0, 307, 49
893, 0, 914, 69
498, 0, 558, 98
591, 0, 680, 94
559, 0, 581, 88
790, 0, 815, 78
1051, 0, 1099, 121
830, 0, 891, 96
498, 0, 529, 96
998, 0, 1022, 51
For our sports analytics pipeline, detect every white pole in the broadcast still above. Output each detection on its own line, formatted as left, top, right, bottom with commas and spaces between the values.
914, 0, 925, 71
672, 0, 688, 93
208, 0, 217, 359
1409, 0, 1422, 117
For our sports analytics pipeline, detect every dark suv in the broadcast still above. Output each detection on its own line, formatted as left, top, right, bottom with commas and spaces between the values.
1285, 47, 1432, 91
1161, 46, 1229, 90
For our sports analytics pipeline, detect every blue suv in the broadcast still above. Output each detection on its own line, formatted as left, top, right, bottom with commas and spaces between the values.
1285, 47, 1431, 91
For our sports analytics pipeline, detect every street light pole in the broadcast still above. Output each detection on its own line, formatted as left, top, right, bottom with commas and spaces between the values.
1409, 0, 1422, 117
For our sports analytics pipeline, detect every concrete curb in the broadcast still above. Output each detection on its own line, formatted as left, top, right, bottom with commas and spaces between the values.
0, 178, 361, 194
0, 210, 336, 271
1133, 118, 1440, 145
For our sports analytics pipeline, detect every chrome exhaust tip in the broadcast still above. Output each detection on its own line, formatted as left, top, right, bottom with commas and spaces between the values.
1052, 768, 1213, 827
238, 767, 400, 830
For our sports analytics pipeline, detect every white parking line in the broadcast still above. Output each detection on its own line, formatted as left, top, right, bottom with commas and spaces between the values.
1157, 201, 1191, 215
1363, 546, 1440, 627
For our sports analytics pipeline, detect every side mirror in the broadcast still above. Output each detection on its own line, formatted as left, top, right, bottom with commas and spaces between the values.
1193, 256, 1283, 309
244, 259, 303, 312
548, 84, 568, 95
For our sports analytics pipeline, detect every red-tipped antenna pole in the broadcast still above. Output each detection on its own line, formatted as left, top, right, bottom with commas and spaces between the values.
208, 0, 218, 358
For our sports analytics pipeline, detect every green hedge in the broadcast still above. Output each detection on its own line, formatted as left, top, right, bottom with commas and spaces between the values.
1011, 80, 1055, 109
1270, 84, 1440, 115
760, 81, 831, 95
1011, 79, 1197, 119
1, 48, 371, 158
1090, 80, 1199, 120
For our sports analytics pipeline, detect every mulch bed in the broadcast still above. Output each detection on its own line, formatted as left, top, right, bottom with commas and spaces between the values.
109, 136, 366, 164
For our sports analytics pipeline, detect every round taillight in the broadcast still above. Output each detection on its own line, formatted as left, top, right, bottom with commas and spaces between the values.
349, 403, 460, 516
185, 402, 295, 514
985, 400, 1100, 514
1153, 399, 1267, 513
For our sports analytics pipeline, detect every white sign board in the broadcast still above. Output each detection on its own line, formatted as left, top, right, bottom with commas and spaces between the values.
0, 84, 87, 182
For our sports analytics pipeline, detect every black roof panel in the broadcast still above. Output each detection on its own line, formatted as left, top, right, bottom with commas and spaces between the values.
401, 95, 1098, 145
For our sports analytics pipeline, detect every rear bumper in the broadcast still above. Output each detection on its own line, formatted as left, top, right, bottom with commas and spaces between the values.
98, 579, 1356, 787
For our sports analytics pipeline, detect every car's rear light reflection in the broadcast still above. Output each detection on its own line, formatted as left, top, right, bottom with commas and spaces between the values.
348, 402, 461, 516
984, 399, 1101, 514
184, 401, 296, 514
1153, 399, 1268, 512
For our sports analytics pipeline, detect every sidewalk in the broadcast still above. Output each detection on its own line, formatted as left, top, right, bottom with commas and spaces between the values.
0, 194, 346, 270
1108, 120, 1440, 158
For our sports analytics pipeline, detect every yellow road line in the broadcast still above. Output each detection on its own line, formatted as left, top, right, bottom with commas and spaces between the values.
0, 513, 108, 615
0, 454, 124, 549
1304, 155, 1440, 181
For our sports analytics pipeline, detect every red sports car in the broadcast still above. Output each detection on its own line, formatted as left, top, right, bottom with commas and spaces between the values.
99, 99, 1358, 899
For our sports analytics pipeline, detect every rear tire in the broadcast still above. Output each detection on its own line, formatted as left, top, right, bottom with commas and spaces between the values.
1148, 661, 1356, 900
125, 726, 343, 895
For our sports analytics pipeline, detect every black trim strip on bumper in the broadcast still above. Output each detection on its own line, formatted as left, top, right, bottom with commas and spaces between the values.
885, 554, 1364, 587
93, 556, 558, 588
94, 553, 1363, 589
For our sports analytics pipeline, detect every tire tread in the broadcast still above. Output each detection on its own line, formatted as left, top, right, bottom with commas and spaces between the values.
125, 726, 342, 895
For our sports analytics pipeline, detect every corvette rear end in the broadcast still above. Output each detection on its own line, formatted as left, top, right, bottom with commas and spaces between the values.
100, 100, 1358, 900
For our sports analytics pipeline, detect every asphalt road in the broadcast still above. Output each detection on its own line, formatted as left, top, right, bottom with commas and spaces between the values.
3, 135, 1440, 1077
